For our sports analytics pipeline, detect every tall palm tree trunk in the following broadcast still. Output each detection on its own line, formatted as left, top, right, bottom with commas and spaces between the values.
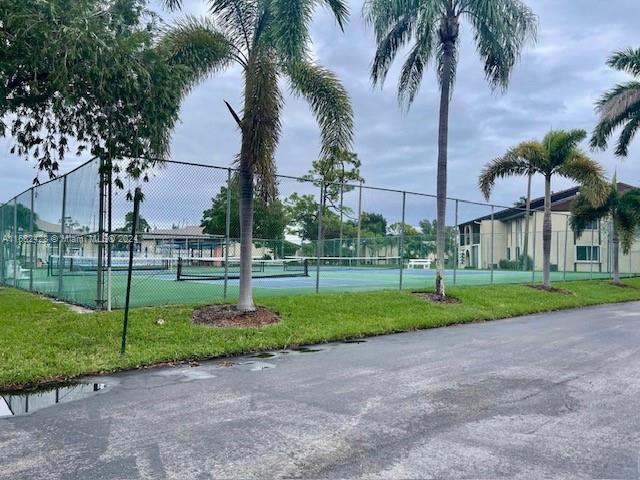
435, 40, 455, 297
237, 147, 255, 311
522, 173, 532, 270
542, 174, 552, 288
612, 227, 620, 285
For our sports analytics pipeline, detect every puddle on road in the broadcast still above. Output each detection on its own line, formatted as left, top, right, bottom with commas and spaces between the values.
243, 361, 276, 371
0, 382, 107, 418
292, 347, 322, 353
252, 353, 276, 359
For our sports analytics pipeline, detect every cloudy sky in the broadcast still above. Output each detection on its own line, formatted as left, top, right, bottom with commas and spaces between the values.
3, 0, 640, 224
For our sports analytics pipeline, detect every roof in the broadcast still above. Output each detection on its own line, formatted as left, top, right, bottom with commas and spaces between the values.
141, 225, 223, 238
461, 182, 636, 225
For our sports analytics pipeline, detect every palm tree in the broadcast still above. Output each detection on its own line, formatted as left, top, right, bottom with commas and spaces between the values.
161, 0, 354, 311
479, 129, 607, 289
592, 48, 640, 156
571, 177, 640, 285
364, 0, 537, 296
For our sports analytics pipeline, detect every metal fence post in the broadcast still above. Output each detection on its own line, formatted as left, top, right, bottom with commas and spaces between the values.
96, 158, 105, 309
223, 168, 232, 299
13, 197, 18, 287
490, 205, 495, 284
121, 187, 142, 355
0, 203, 4, 284
399, 192, 406, 290
453, 199, 459, 286
356, 181, 363, 262
29, 188, 34, 291
13, 198, 17, 287
223, 168, 231, 300
107, 164, 113, 311
590, 221, 595, 280
531, 215, 537, 283
57, 176, 67, 298
315, 182, 324, 294
563, 215, 569, 281
339, 181, 344, 258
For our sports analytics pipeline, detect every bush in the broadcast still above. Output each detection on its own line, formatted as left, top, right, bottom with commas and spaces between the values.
499, 255, 533, 270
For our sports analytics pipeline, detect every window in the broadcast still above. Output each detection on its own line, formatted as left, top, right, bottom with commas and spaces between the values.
516, 247, 521, 260
576, 245, 600, 262
506, 247, 511, 260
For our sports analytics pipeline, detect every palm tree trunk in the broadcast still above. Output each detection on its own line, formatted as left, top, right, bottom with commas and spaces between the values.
542, 174, 552, 288
237, 152, 255, 312
435, 43, 455, 297
612, 227, 620, 285
522, 173, 532, 270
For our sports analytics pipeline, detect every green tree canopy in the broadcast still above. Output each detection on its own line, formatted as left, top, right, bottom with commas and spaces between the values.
1, 0, 194, 181
571, 178, 640, 284
202, 185, 288, 241
359, 212, 387, 236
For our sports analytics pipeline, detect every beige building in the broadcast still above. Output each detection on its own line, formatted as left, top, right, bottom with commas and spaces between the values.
458, 184, 640, 274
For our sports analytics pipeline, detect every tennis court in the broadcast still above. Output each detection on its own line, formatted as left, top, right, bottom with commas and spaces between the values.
14, 254, 616, 309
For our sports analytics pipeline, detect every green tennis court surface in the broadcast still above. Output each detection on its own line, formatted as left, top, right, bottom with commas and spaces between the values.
13, 263, 622, 309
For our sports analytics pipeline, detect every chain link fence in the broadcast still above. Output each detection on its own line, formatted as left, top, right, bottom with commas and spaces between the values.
2, 157, 639, 309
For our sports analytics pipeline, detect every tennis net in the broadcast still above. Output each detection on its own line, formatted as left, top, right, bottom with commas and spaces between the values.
288, 256, 403, 270
176, 257, 309, 281
47, 255, 176, 276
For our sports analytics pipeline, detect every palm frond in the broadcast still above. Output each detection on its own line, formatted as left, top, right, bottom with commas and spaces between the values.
607, 48, 640, 76
617, 188, 640, 254
596, 81, 640, 122
286, 60, 354, 156
160, 16, 235, 73
319, 0, 349, 30
464, 0, 538, 90
556, 152, 607, 206
240, 49, 283, 201
364, 0, 422, 87
397, 27, 435, 108
569, 191, 611, 238
162, 0, 183, 11
478, 143, 541, 199
614, 113, 640, 157
544, 129, 587, 169
208, 0, 258, 52
270, 0, 315, 60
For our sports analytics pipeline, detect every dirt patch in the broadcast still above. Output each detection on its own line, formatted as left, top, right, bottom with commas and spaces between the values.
192, 304, 281, 328
611, 282, 639, 289
526, 284, 574, 295
414, 292, 461, 304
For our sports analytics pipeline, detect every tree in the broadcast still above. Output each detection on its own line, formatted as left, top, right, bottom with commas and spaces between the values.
388, 223, 419, 237
364, 0, 537, 296
1, 0, 194, 183
419, 219, 436, 238
571, 178, 640, 285
202, 185, 288, 241
123, 212, 151, 234
359, 212, 387, 236
479, 129, 607, 289
285, 193, 358, 247
162, 0, 354, 311
302, 150, 362, 256
591, 48, 640, 156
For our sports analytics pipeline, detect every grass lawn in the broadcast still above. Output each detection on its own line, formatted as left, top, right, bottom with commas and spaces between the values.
1, 278, 640, 390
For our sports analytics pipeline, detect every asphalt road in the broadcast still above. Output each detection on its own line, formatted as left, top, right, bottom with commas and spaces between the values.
2, 302, 640, 479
